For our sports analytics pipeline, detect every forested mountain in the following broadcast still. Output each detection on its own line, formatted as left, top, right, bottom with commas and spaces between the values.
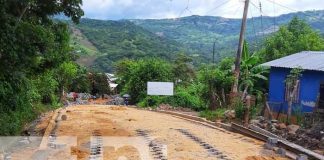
132, 10, 324, 58
71, 19, 184, 72
70, 10, 324, 72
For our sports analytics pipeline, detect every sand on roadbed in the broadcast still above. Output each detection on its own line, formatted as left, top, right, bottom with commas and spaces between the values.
44, 105, 288, 160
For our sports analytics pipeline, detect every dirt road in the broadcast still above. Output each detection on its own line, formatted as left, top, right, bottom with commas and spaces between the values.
8, 105, 288, 160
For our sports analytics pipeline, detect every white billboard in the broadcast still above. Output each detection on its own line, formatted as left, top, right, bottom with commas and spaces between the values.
147, 82, 174, 96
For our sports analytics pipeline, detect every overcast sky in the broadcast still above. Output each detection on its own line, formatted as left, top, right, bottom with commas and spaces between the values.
81, 0, 324, 20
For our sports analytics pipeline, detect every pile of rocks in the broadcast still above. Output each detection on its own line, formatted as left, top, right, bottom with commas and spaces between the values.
250, 117, 324, 152
157, 104, 193, 112
287, 122, 324, 151
224, 110, 236, 119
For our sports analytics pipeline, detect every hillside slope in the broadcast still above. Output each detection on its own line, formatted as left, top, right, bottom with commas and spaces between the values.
70, 26, 101, 67
132, 10, 324, 59
74, 19, 184, 72
70, 10, 324, 71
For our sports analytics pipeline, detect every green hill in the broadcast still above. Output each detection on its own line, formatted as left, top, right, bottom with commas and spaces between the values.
73, 19, 184, 72
69, 10, 324, 72
132, 10, 324, 59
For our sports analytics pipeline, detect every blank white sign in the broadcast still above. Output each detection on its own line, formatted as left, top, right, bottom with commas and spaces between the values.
147, 82, 174, 96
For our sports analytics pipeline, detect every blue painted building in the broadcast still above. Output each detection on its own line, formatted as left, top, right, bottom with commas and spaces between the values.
262, 51, 324, 113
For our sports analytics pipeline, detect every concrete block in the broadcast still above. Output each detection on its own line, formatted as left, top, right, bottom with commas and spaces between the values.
296, 154, 308, 160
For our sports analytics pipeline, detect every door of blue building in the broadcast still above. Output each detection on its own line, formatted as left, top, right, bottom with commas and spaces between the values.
319, 82, 324, 109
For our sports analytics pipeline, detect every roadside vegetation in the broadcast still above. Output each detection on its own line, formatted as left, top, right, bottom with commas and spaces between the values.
0, 1, 109, 135
116, 17, 324, 122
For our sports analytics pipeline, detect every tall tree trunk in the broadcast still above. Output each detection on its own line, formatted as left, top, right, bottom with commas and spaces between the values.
241, 85, 249, 101
221, 88, 226, 105
244, 95, 251, 126
209, 92, 217, 110
59, 86, 65, 102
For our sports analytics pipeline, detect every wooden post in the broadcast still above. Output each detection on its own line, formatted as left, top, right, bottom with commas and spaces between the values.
244, 95, 251, 126
261, 93, 274, 120
232, 0, 250, 94
261, 93, 267, 116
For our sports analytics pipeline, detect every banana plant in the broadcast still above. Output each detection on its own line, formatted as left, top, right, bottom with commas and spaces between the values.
240, 41, 268, 100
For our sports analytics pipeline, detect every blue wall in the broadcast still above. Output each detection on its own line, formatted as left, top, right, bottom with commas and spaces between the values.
268, 67, 324, 113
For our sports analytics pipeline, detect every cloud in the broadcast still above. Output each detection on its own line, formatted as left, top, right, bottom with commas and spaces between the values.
81, 0, 324, 20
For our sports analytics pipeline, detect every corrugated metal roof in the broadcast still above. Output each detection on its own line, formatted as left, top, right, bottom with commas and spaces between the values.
261, 51, 324, 71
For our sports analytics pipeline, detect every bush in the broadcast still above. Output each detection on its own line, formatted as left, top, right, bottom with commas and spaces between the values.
0, 102, 59, 135
199, 109, 226, 121
163, 90, 203, 110
232, 98, 245, 120
137, 96, 164, 108
118, 58, 173, 103
233, 98, 260, 120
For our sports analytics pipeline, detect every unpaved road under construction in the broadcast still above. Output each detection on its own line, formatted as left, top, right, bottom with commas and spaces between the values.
9, 105, 289, 160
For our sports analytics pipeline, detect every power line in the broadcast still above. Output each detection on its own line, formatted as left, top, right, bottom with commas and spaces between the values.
258, 1, 265, 38
272, 0, 276, 32
263, 0, 323, 21
249, 4, 258, 50
249, 1, 266, 16
232, 4, 243, 18
263, 0, 297, 12
206, 0, 232, 14
178, 0, 193, 18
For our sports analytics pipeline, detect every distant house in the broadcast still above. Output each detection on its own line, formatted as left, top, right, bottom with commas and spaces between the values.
105, 73, 118, 82
105, 73, 118, 93
261, 51, 324, 113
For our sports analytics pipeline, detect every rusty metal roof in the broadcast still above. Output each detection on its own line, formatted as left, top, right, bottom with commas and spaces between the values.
261, 51, 324, 72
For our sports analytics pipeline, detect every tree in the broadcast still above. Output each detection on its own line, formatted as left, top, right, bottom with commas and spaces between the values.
55, 62, 78, 100
260, 17, 324, 62
285, 68, 303, 124
198, 59, 234, 110
240, 41, 268, 100
118, 59, 173, 103
90, 73, 111, 96
71, 67, 91, 93
172, 53, 195, 86
0, 0, 83, 135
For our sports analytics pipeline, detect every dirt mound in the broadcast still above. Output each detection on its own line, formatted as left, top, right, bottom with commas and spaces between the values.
71, 146, 90, 159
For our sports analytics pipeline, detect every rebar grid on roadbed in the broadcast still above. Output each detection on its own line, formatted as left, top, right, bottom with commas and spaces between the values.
153, 109, 324, 160
176, 129, 231, 160
136, 129, 167, 160
89, 130, 103, 160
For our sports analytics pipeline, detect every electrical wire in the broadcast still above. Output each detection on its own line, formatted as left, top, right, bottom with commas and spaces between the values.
206, 0, 232, 15
249, 4, 258, 50
258, 1, 265, 38
263, 0, 323, 21
178, 0, 193, 18
272, 0, 276, 32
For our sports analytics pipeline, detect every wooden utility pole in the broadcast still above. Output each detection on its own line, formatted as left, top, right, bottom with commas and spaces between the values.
232, 0, 250, 93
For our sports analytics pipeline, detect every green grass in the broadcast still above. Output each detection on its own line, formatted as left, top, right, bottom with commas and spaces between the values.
199, 108, 226, 121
